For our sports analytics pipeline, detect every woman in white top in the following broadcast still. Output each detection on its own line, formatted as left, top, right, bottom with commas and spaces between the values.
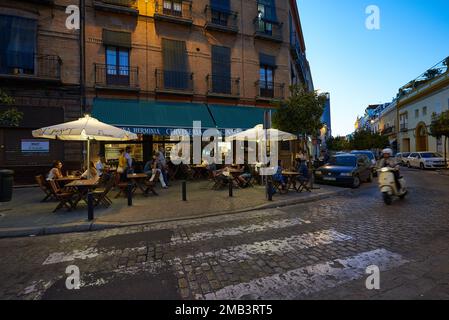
47, 160, 63, 180
81, 161, 98, 179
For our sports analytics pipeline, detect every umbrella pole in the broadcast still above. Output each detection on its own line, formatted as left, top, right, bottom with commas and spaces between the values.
87, 138, 90, 179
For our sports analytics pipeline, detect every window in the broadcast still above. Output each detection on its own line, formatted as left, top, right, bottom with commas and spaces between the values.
260, 65, 274, 97
211, 10, 228, 26
0, 15, 37, 75
163, 0, 182, 16
105, 46, 129, 85
257, 1, 277, 35
415, 109, 419, 118
423, 106, 427, 116
211, 45, 231, 94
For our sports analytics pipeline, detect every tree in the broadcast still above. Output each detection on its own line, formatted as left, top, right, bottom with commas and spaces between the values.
430, 111, 449, 168
326, 136, 351, 152
348, 130, 389, 151
272, 84, 326, 160
0, 89, 23, 127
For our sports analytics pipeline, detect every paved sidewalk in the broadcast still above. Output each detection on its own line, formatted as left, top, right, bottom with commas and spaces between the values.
0, 180, 348, 238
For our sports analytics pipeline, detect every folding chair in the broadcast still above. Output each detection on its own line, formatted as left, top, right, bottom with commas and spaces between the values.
297, 176, 312, 193
48, 180, 76, 212
35, 175, 56, 202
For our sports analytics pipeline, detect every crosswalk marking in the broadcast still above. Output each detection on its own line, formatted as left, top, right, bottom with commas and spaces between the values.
208, 249, 408, 300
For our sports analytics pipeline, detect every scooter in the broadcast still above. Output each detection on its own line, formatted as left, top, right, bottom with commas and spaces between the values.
377, 167, 407, 205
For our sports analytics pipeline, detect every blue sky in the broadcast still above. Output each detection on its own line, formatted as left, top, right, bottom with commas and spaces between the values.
296, 0, 449, 136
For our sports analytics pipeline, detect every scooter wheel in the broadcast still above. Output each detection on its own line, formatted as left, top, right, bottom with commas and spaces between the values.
383, 192, 392, 205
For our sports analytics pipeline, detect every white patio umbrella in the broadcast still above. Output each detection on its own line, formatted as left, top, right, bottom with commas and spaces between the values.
226, 124, 297, 142
32, 115, 138, 178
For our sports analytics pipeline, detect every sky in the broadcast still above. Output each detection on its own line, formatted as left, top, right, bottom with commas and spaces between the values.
296, 0, 449, 136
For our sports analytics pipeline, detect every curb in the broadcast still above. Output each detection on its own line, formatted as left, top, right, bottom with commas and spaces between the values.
0, 188, 351, 239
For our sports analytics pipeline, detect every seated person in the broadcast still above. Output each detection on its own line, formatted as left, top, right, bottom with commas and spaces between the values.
273, 160, 287, 190
81, 161, 98, 179
95, 156, 106, 177
145, 156, 168, 189
47, 160, 64, 180
237, 164, 252, 187
296, 158, 310, 184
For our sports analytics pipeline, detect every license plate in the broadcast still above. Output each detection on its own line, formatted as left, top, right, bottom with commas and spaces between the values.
323, 177, 336, 181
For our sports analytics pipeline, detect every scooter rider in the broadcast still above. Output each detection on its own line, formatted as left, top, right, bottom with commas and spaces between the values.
378, 148, 401, 190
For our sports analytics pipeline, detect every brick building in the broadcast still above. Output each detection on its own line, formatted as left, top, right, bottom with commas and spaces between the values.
0, 0, 313, 182
0, 0, 82, 184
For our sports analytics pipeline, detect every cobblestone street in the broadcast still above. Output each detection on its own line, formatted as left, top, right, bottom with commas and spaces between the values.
1, 168, 449, 300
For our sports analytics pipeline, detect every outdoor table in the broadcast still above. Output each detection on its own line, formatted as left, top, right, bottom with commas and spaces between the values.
282, 171, 300, 192
191, 165, 208, 179
56, 175, 81, 189
65, 178, 99, 208
127, 173, 157, 196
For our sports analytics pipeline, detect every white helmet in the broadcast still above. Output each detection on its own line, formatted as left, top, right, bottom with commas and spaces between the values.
382, 148, 393, 156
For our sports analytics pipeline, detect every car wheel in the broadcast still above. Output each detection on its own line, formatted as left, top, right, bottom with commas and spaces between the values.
420, 163, 425, 170
352, 176, 361, 189
383, 192, 393, 205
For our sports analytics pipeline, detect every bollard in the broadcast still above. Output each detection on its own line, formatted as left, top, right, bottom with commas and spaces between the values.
267, 181, 273, 201
127, 182, 133, 206
229, 180, 233, 197
87, 192, 94, 221
182, 181, 187, 201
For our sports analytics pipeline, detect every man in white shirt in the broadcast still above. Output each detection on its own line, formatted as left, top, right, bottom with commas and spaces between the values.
124, 146, 133, 173
95, 156, 105, 177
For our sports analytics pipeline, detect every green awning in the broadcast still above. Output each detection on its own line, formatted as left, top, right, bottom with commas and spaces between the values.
208, 104, 274, 129
92, 99, 215, 135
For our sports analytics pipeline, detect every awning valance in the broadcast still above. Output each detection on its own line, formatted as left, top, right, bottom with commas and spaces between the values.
208, 104, 274, 130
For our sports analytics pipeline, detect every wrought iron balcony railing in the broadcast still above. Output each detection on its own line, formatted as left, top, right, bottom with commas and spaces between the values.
254, 18, 283, 43
155, 69, 194, 94
94, 63, 139, 89
206, 75, 240, 97
204, 5, 238, 34
0, 53, 61, 82
101, 0, 136, 6
154, 0, 193, 25
381, 126, 395, 135
400, 124, 408, 132
255, 81, 285, 100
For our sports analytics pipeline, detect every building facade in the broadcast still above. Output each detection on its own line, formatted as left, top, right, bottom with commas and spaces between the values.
83, 0, 313, 165
0, 0, 82, 184
0, 0, 313, 182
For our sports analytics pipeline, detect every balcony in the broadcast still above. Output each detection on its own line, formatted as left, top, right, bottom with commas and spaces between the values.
400, 124, 408, 132
255, 81, 285, 100
0, 54, 61, 83
206, 75, 240, 98
93, 0, 138, 16
204, 5, 238, 34
381, 126, 396, 135
254, 19, 283, 43
155, 69, 194, 95
154, 0, 193, 26
94, 63, 139, 91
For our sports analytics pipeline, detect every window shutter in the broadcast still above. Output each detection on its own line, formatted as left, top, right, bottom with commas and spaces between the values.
102, 29, 132, 48
259, 53, 276, 67
212, 45, 231, 94
210, 0, 230, 12
162, 39, 188, 89
258, 0, 277, 22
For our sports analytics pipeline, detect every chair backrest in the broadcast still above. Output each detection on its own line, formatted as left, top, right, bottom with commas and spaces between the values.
35, 175, 46, 188
48, 180, 61, 195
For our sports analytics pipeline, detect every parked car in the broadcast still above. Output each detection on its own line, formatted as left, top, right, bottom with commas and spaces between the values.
351, 150, 377, 176
395, 152, 410, 166
406, 152, 448, 169
314, 153, 373, 188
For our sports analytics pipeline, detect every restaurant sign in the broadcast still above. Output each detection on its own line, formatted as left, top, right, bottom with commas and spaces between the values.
21, 139, 50, 153
118, 126, 230, 136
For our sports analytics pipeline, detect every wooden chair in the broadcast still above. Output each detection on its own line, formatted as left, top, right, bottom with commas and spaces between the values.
35, 175, 56, 202
92, 173, 115, 207
297, 172, 312, 193
48, 180, 76, 212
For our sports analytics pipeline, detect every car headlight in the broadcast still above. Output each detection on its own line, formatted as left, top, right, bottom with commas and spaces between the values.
315, 171, 322, 175
340, 172, 353, 177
